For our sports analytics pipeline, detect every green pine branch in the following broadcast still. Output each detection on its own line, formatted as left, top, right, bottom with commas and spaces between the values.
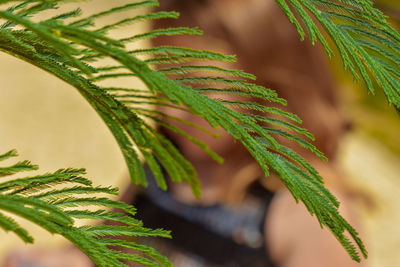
0, 150, 172, 267
275, 0, 400, 109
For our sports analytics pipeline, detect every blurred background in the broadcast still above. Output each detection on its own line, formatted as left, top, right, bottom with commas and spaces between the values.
0, 0, 400, 266
335, 1, 400, 266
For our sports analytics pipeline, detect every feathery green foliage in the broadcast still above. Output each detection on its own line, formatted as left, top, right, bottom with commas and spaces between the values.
2, 0, 399, 264
0, 150, 171, 266
276, 0, 400, 110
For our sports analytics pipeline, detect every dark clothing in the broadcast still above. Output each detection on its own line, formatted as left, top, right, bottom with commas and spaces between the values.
134, 169, 275, 267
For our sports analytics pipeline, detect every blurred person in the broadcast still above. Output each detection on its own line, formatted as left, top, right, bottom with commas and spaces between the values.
132, 1, 364, 267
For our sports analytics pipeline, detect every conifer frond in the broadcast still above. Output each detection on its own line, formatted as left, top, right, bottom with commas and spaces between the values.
275, 0, 400, 109
0, 150, 171, 267
0, 0, 384, 262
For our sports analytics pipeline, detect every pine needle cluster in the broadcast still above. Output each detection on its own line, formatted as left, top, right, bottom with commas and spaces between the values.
276, 0, 400, 110
0, 150, 171, 266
